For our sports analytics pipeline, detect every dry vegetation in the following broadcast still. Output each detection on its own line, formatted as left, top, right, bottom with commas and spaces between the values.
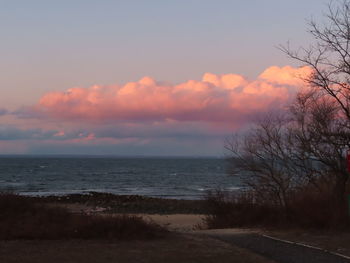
203, 189, 349, 230
0, 193, 166, 240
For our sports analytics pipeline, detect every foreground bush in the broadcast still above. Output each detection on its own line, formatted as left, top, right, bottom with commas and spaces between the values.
0, 193, 166, 240
203, 189, 350, 230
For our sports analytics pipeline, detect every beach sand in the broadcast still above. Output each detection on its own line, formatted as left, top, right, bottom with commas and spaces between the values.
139, 214, 205, 231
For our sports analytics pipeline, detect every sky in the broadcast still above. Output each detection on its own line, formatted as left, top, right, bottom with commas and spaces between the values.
0, 0, 328, 156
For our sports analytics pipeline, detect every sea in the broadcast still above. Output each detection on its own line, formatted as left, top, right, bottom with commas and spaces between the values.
0, 156, 241, 200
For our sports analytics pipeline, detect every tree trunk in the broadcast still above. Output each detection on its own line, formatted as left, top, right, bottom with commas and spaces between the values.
332, 173, 349, 222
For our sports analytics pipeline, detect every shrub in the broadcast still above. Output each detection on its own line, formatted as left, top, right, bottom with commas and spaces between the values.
203, 191, 284, 229
203, 189, 350, 230
0, 193, 167, 240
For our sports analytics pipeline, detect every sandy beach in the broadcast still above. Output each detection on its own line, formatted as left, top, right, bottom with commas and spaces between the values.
139, 214, 205, 231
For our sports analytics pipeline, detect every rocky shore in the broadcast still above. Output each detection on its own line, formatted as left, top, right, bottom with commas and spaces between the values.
31, 192, 209, 215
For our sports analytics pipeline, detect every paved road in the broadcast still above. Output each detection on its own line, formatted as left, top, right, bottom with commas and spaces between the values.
201, 233, 350, 263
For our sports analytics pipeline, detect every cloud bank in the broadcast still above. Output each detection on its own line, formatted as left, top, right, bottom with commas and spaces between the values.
0, 108, 8, 116
1, 66, 313, 155
28, 66, 311, 123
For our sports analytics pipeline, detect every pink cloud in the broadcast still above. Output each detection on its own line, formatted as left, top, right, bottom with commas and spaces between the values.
30, 66, 311, 123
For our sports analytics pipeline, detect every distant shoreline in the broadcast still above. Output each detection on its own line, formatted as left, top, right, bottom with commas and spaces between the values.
0, 154, 225, 159
17, 191, 209, 215
17, 191, 204, 201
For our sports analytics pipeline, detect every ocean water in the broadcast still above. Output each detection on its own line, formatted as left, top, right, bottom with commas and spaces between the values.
0, 157, 241, 200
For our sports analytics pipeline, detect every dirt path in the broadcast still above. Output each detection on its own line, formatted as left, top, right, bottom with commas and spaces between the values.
196, 231, 350, 263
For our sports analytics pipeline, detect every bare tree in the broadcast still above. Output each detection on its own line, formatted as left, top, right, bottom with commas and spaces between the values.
225, 114, 297, 212
290, 89, 349, 207
280, 0, 350, 123
224, 0, 350, 224
225, 89, 349, 214
278, 0, 350, 206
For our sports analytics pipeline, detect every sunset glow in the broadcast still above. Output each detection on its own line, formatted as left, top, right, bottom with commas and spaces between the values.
0, 66, 312, 155
28, 66, 311, 122
0, 0, 324, 155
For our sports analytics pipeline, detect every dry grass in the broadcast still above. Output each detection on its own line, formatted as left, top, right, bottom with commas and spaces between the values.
203, 190, 350, 230
0, 193, 166, 240
203, 191, 284, 229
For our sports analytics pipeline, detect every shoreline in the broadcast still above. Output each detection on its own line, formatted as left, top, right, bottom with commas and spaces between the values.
24, 191, 209, 215
17, 191, 204, 201
10, 191, 209, 232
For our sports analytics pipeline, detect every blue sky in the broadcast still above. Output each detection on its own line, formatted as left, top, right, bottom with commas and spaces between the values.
0, 0, 326, 108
